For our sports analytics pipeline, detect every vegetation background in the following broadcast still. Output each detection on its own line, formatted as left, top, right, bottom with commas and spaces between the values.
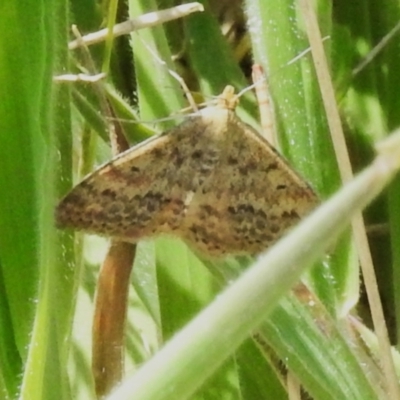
1, 0, 400, 399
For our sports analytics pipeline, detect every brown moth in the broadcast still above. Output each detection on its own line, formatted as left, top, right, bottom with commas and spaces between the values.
56, 86, 318, 257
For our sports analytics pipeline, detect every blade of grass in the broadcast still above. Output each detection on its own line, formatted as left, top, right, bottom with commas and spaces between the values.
244, 0, 356, 316
299, 1, 399, 397
257, 295, 383, 400
0, 3, 41, 358
14, 1, 80, 399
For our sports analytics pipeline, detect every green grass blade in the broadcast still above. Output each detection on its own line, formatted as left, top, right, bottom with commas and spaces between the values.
245, 0, 358, 315
0, 1, 80, 399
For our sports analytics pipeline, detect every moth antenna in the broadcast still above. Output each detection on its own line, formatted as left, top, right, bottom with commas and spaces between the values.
352, 22, 400, 76
134, 33, 199, 112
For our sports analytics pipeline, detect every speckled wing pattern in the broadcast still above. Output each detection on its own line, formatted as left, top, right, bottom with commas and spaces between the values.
178, 106, 318, 256
56, 87, 318, 257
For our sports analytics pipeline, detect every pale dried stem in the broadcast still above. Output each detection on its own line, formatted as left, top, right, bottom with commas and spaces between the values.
54, 73, 106, 82
69, 3, 204, 50
251, 64, 276, 146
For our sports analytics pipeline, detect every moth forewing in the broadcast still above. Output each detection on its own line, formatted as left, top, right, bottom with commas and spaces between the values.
56, 86, 318, 257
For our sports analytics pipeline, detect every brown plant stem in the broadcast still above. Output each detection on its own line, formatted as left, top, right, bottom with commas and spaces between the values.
92, 241, 136, 398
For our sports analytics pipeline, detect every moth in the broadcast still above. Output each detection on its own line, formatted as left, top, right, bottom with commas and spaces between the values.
56, 86, 318, 257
